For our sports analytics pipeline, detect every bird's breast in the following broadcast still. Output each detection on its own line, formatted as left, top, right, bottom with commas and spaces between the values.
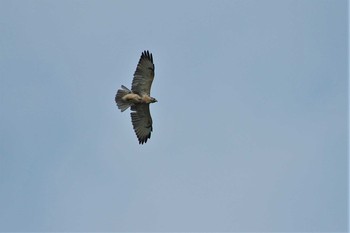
141, 95, 152, 104
122, 93, 142, 103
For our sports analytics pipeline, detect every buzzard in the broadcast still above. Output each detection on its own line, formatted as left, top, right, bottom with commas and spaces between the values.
115, 50, 157, 144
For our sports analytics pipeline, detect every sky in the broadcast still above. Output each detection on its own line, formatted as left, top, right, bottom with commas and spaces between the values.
0, 0, 348, 232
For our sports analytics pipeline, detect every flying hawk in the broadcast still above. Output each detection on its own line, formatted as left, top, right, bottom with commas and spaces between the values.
115, 50, 157, 144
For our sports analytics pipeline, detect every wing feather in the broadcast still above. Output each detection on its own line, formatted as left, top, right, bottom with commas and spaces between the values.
131, 50, 155, 95
130, 104, 153, 144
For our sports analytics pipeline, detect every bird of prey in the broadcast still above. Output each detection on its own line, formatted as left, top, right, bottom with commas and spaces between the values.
115, 50, 157, 144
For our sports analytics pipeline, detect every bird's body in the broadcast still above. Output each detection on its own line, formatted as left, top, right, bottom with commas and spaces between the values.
122, 93, 155, 104
115, 50, 157, 144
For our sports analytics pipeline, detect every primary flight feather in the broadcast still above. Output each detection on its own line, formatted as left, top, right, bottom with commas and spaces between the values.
115, 50, 157, 144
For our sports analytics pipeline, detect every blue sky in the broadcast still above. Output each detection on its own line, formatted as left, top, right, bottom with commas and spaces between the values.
0, 0, 348, 231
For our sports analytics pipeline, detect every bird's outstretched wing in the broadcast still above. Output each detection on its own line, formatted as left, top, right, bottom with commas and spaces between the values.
130, 104, 153, 144
131, 50, 155, 95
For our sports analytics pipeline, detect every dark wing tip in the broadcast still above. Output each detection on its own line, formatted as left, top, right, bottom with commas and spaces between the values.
138, 134, 151, 144
137, 125, 152, 144
141, 50, 153, 63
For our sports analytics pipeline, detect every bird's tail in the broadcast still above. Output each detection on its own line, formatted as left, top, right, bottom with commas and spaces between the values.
115, 85, 132, 112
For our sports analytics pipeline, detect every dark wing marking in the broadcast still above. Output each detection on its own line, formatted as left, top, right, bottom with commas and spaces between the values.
131, 50, 155, 95
130, 104, 153, 144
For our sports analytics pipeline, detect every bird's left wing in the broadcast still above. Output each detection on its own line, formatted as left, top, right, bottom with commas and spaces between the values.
130, 104, 153, 144
131, 50, 155, 95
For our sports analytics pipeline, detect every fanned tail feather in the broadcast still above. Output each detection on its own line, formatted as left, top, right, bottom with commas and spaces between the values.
115, 85, 132, 112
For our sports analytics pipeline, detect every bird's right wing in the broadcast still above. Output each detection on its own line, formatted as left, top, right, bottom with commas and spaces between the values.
131, 50, 155, 96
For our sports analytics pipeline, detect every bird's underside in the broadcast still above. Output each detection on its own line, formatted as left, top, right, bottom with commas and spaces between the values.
115, 50, 157, 144
122, 92, 155, 104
